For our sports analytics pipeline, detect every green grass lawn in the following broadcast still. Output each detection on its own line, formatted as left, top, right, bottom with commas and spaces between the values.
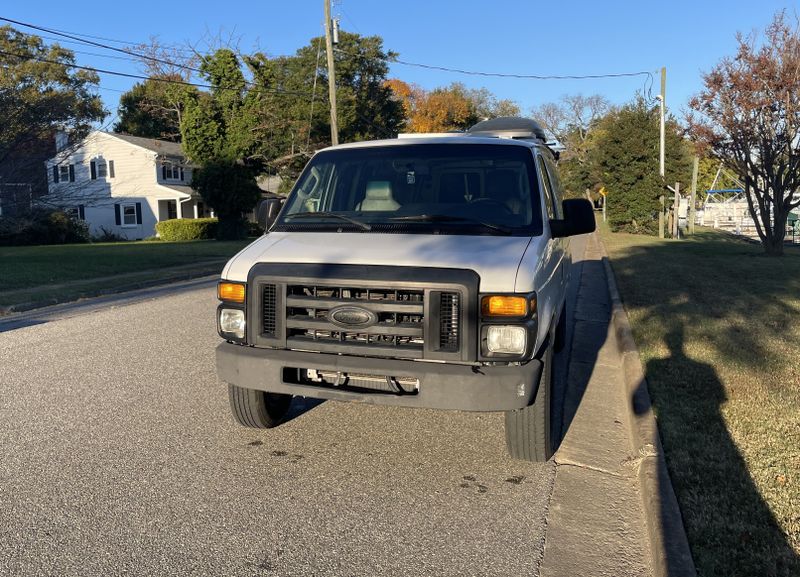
0, 239, 252, 310
602, 225, 800, 576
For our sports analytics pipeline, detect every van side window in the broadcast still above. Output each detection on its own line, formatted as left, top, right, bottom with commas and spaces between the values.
543, 156, 564, 219
537, 155, 555, 219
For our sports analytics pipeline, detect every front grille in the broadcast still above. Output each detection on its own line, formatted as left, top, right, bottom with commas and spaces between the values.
283, 284, 425, 357
439, 292, 460, 351
249, 264, 477, 361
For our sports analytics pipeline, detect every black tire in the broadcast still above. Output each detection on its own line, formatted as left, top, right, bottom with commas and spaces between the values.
554, 306, 567, 352
228, 384, 292, 429
504, 338, 554, 462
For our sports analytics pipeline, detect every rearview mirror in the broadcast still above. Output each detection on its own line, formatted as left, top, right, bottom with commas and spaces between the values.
257, 197, 285, 231
550, 198, 596, 238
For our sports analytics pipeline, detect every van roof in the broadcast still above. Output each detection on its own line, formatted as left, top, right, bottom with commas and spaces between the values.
322, 135, 539, 153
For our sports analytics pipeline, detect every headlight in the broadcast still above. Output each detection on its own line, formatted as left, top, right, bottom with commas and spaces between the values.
219, 308, 246, 340
486, 325, 527, 354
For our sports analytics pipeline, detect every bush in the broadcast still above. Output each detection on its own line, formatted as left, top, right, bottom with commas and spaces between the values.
92, 226, 127, 243
247, 220, 264, 237
155, 218, 218, 241
0, 209, 90, 246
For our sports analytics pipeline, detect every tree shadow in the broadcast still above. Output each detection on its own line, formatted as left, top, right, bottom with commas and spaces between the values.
609, 233, 800, 576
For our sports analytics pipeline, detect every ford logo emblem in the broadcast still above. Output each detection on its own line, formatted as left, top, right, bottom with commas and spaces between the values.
328, 305, 378, 329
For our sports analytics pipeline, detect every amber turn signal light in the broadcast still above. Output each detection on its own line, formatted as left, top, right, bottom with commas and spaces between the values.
218, 282, 246, 303
481, 295, 528, 316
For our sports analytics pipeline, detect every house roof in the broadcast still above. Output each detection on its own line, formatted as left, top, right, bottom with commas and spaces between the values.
158, 184, 195, 198
104, 132, 185, 158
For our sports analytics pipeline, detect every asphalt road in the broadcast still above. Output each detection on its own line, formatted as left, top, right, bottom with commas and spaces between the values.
0, 236, 586, 577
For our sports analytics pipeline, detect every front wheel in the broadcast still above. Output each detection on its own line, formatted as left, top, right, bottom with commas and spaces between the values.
504, 339, 554, 462
228, 384, 292, 429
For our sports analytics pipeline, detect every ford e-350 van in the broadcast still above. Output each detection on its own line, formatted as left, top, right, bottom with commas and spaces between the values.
215, 117, 595, 461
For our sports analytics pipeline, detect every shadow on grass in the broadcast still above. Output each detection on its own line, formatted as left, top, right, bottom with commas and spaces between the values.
608, 231, 800, 576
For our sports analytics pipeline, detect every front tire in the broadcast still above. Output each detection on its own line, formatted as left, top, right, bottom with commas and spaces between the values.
504, 339, 554, 462
228, 384, 292, 429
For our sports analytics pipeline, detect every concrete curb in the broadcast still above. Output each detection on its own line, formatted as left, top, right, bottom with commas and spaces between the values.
599, 238, 697, 577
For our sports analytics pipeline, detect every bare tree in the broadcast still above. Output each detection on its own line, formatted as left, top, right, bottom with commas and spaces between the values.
688, 11, 800, 255
531, 94, 610, 155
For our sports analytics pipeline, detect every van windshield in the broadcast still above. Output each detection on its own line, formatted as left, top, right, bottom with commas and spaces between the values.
275, 143, 543, 236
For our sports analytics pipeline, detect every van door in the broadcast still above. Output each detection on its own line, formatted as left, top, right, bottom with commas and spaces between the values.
536, 153, 567, 327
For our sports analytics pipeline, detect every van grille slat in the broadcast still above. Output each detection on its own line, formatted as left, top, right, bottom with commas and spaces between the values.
262, 284, 277, 336
439, 292, 460, 351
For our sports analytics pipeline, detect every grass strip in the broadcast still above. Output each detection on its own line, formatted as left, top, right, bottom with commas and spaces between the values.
0, 239, 251, 310
601, 225, 800, 576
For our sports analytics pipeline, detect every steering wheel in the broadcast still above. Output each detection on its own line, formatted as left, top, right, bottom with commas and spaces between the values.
469, 197, 514, 214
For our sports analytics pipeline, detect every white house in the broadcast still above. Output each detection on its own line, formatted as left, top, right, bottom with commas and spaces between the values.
43, 131, 212, 239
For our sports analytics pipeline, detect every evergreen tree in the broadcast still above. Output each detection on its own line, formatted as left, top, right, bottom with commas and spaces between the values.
593, 97, 691, 234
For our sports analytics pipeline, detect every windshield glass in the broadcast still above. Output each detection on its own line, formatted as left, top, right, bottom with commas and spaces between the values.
275, 143, 543, 236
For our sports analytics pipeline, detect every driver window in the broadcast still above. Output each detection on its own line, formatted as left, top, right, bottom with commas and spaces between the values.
537, 155, 555, 219
543, 156, 564, 219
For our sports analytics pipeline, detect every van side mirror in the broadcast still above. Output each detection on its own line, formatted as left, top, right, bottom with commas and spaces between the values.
550, 198, 596, 238
257, 197, 285, 231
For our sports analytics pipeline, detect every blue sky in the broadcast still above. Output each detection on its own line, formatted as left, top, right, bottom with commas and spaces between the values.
3, 1, 796, 127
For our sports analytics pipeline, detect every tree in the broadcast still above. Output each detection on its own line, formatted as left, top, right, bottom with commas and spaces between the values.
0, 26, 106, 213
180, 48, 259, 238
593, 97, 692, 234
114, 76, 196, 141
688, 11, 800, 255
462, 86, 520, 119
410, 84, 477, 132
391, 82, 520, 133
246, 32, 404, 160
532, 94, 611, 198
190, 160, 261, 240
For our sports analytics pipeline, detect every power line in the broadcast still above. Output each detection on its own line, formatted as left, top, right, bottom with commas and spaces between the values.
0, 15, 204, 75
0, 49, 394, 141
0, 49, 309, 98
390, 56, 654, 81
5, 15, 655, 88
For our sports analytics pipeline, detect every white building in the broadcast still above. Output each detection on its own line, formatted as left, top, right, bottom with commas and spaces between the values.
43, 131, 211, 239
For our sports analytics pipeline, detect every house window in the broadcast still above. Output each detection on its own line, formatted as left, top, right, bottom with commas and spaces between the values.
59, 165, 71, 182
162, 161, 184, 181
64, 206, 85, 220
91, 159, 112, 180
122, 203, 137, 227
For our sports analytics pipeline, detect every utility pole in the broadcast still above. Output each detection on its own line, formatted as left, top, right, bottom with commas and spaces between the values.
672, 181, 680, 239
658, 67, 666, 239
323, 0, 339, 146
689, 155, 699, 235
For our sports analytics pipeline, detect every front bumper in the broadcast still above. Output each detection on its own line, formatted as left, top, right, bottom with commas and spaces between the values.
216, 342, 543, 412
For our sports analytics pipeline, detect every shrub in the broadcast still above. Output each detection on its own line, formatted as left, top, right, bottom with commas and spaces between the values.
247, 220, 264, 237
0, 209, 90, 246
155, 218, 218, 241
92, 226, 127, 243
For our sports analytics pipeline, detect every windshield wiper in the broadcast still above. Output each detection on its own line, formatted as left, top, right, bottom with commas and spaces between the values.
389, 214, 512, 234
284, 211, 371, 231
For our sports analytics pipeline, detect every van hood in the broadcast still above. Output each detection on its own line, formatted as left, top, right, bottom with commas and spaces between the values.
222, 232, 538, 292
